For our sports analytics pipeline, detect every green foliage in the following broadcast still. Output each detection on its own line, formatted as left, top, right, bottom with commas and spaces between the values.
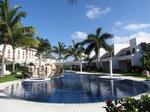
36, 37, 51, 56
0, 0, 27, 75
141, 53, 150, 70
52, 42, 67, 61
0, 73, 22, 83
140, 43, 150, 70
81, 27, 113, 63
11, 23, 37, 48
65, 40, 85, 61
19, 36, 40, 49
104, 95, 150, 112
6, 63, 24, 71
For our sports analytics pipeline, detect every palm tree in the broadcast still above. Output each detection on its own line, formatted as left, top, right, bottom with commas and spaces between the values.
52, 42, 66, 62
0, 0, 26, 76
36, 37, 51, 69
82, 27, 113, 64
65, 40, 85, 61
10, 22, 36, 72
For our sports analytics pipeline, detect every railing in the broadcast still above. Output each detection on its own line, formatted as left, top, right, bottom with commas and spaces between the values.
117, 51, 131, 57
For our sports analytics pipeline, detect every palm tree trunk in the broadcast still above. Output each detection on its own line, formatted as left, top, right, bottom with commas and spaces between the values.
12, 47, 16, 72
97, 50, 101, 69
1, 43, 7, 76
98, 52, 100, 62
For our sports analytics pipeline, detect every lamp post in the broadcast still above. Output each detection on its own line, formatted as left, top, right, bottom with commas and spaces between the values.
109, 53, 113, 78
80, 53, 84, 72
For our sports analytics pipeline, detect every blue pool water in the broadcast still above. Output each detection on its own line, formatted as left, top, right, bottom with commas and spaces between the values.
4, 73, 148, 103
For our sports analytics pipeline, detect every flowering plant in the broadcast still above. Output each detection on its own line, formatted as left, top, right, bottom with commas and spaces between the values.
104, 95, 150, 112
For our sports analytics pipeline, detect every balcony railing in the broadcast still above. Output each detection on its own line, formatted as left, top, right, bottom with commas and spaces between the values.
117, 51, 131, 57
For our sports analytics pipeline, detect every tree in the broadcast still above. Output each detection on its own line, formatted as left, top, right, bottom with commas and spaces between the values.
52, 42, 66, 62
10, 22, 36, 72
140, 43, 150, 70
82, 27, 113, 65
65, 40, 85, 61
36, 37, 51, 69
0, 0, 26, 76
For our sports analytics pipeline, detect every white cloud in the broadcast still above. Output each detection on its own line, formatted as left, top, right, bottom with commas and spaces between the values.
86, 5, 111, 20
112, 21, 129, 35
124, 23, 150, 31
113, 36, 130, 44
113, 31, 150, 44
128, 31, 150, 38
113, 21, 127, 27
71, 31, 87, 42
112, 22, 150, 36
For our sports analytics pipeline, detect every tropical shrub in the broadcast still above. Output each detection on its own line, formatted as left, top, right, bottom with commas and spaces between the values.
104, 95, 150, 112
6, 63, 24, 72
141, 42, 150, 71
131, 66, 143, 73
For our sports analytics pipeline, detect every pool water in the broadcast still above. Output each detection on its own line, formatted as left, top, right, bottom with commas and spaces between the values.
4, 73, 148, 103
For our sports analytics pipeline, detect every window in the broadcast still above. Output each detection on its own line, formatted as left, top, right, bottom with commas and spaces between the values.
29, 50, 31, 59
126, 50, 131, 55
23, 51, 25, 59
18, 50, 20, 59
26, 49, 28, 59
132, 48, 135, 53
32, 51, 33, 59
7, 49, 11, 58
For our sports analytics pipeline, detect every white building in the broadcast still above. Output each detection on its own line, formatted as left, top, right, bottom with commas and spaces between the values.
101, 37, 150, 72
0, 44, 38, 74
0, 44, 57, 74
0, 44, 38, 64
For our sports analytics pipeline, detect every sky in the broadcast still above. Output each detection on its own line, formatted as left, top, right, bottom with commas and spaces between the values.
10, 0, 150, 46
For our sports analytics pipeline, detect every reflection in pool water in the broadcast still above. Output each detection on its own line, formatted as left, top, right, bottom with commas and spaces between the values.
4, 73, 148, 103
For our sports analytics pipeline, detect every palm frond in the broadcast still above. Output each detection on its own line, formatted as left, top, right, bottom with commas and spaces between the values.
11, 12, 26, 26
100, 33, 113, 40
85, 43, 95, 55
8, 5, 21, 23
96, 27, 101, 37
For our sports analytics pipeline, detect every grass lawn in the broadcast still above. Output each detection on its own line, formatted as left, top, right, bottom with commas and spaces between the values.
0, 73, 22, 83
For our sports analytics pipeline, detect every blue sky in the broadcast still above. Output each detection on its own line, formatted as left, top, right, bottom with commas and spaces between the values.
11, 0, 150, 46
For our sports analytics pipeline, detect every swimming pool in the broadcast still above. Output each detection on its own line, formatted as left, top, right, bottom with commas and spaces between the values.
4, 73, 148, 103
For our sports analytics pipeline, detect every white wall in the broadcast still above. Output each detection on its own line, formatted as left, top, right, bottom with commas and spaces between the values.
89, 48, 107, 58
113, 43, 130, 55
101, 37, 150, 71
129, 37, 150, 67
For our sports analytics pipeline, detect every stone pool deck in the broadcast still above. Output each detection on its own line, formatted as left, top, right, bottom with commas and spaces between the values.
0, 74, 150, 112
